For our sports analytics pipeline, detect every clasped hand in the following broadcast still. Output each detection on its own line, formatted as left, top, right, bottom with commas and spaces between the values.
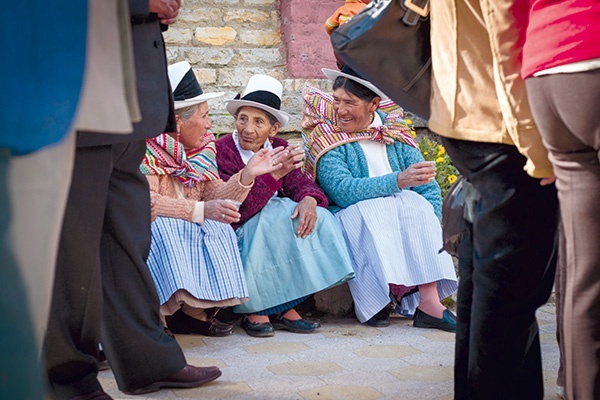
271, 143, 306, 181
240, 146, 289, 185
205, 199, 241, 223
396, 161, 436, 188
149, 0, 181, 25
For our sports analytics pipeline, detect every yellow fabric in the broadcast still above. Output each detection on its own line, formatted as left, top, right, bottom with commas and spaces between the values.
429, 0, 553, 178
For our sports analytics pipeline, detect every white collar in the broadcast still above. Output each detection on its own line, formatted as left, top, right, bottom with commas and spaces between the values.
368, 112, 383, 128
232, 130, 273, 165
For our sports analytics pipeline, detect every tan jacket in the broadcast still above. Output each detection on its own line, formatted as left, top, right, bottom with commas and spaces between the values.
429, 0, 553, 178
147, 171, 251, 223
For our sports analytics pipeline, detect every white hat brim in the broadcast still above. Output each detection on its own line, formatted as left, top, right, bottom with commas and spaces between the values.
174, 92, 224, 110
225, 99, 291, 127
322, 68, 389, 100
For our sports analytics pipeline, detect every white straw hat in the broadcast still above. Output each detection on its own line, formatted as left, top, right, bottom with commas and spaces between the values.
168, 61, 224, 110
322, 68, 389, 100
225, 74, 291, 127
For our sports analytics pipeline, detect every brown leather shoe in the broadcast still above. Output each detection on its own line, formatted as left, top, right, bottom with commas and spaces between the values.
70, 390, 113, 400
124, 365, 222, 395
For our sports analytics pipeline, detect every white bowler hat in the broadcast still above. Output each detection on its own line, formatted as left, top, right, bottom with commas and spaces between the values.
225, 74, 291, 127
168, 61, 224, 110
322, 67, 389, 100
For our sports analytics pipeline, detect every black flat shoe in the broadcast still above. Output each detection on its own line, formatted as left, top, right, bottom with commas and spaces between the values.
165, 309, 234, 337
365, 307, 391, 327
413, 307, 456, 332
272, 315, 320, 333
241, 317, 275, 337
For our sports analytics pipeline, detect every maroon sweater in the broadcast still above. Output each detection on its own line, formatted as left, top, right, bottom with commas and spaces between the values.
216, 134, 328, 230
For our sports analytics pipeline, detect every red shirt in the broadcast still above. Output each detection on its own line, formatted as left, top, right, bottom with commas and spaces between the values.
521, 0, 600, 78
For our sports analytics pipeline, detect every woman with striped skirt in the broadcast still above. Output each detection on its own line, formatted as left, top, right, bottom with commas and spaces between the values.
140, 61, 283, 337
302, 67, 458, 332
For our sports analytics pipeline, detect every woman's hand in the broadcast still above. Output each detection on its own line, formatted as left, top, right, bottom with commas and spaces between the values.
291, 196, 318, 238
150, 192, 158, 221
396, 161, 436, 189
204, 199, 241, 224
271, 143, 306, 181
240, 146, 288, 185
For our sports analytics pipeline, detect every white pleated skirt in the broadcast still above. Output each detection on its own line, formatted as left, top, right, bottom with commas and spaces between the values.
335, 190, 457, 322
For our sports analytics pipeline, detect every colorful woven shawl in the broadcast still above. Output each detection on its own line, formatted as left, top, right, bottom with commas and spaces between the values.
301, 84, 418, 180
140, 133, 219, 188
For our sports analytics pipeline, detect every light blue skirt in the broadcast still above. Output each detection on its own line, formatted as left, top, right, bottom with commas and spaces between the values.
335, 190, 458, 322
234, 197, 355, 314
147, 217, 248, 305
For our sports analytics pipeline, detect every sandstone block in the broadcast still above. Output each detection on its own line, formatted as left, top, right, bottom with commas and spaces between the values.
178, 8, 223, 24
195, 27, 237, 46
185, 47, 235, 65
162, 27, 193, 45
237, 48, 282, 65
239, 29, 281, 47
224, 9, 272, 24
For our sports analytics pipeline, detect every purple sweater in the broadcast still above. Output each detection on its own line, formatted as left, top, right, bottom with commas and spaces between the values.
216, 134, 328, 230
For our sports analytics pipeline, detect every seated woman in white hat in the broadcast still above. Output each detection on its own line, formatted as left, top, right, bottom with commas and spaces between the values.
216, 74, 354, 337
139, 62, 285, 337
302, 66, 458, 332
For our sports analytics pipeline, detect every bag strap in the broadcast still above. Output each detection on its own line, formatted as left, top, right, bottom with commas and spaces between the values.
401, 0, 429, 26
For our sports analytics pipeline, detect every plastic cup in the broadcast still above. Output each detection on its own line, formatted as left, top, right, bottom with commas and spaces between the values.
227, 199, 242, 210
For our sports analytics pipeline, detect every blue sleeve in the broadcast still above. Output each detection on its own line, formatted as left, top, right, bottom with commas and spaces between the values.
316, 145, 400, 209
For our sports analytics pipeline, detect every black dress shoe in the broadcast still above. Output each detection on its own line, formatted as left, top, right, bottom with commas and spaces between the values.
165, 309, 234, 337
413, 307, 456, 332
124, 364, 222, 395
240, 317, 275, 337
97, 350, 110, 371
365, 307, 391, 327
272, 315, 320, 333
70, 390, 113, 400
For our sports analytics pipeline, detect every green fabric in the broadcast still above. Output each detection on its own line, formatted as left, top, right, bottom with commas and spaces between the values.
0, 150, 44, 399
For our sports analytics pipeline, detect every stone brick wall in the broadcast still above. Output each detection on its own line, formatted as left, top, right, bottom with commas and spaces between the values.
164, 0, 341, 135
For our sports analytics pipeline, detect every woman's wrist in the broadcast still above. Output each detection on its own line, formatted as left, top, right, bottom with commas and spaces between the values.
240, 169, 255, 187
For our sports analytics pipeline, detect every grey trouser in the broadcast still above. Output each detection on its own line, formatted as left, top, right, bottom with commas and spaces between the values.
527, 68, 600, 400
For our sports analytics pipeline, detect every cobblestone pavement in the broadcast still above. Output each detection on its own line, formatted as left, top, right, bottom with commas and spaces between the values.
99, 303, 560, 400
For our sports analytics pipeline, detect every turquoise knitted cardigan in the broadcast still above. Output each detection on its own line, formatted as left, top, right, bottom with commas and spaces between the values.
316, 140, 443, 219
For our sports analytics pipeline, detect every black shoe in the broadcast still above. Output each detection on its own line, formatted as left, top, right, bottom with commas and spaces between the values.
272, 315, 320, 333
413, 307, 456, 332
240, 317, 275, 337
365, 307, 391, 327
97, 350, 110, 371
165, 309, 234, 337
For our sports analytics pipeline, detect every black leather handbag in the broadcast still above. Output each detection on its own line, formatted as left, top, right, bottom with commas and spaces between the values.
330, 0, 431, 119
441, 176, 478, 257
